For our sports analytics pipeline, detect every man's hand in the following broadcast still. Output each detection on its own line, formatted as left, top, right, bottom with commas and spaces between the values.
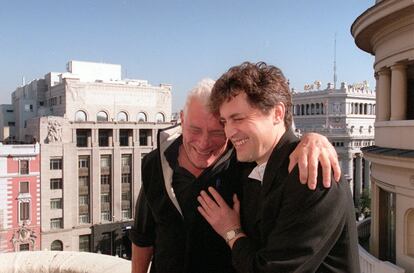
288, 133, 341, 190
197, 187, 245, 247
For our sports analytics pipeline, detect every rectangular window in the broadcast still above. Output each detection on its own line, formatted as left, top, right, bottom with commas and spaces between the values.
79, 195, 89, 205
101, 175, 110, 185
6, 109, 14, 113
8, 122, 15, 126
100, 156, 111, 168
19, 202, 30, 221
50, 178, 63, 190
121, 174, 131, 184
20, 160, 29, 174
79, 235, 91, 252
50, 218, 63, 229
101, 211, 111, 222
50, 158, 62, 170
121, 209, 131, 219
101, 193, 110, 203
121, 191, 130, 201
78, 157, 89, 168
50, 198, 63, 209
79, 214, 90, 224
24, 104, 30, 112
19, 243, 30, 251
20, 181, 29, 193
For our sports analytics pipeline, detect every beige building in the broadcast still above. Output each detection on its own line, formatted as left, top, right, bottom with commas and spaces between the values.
352, 0, 414, 272
292, 81, 375, 207
10, 61, 172, 256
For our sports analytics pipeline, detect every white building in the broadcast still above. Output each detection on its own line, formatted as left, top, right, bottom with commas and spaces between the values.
7, 60, 172, 256
292, 81, 376, 205
352, 0, 414, 272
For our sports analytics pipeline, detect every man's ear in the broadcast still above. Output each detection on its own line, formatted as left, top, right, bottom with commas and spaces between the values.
273, 103, 285, 124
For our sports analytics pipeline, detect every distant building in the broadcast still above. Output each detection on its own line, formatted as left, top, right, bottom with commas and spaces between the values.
0, 104, 16, 143
352, 0, 414, 272
292, 81, 376, 205
0, 143, 41, 252
7, 60, 172, 257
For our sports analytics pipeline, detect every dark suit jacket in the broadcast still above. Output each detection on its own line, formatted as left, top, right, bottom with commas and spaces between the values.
232, 130, 360, 273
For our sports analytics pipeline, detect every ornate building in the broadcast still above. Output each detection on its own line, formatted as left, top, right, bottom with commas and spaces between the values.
6, 61, 172, 257
292, 81, 376, 206
352, 0, 414, 272
0, 143, 40, 252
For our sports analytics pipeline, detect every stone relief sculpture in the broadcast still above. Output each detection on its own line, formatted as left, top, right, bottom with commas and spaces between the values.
46, 119, 62, 143
11, 222, 37, 251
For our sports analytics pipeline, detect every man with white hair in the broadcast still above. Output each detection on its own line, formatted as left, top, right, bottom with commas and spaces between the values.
129, 79, 341, 273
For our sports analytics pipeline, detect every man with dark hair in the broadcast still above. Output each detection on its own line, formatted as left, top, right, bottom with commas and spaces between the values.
130, 78, 342, 273
199, 62, 360, 273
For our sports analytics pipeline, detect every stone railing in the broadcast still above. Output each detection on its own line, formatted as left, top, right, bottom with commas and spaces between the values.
357, 218, 406, 273
0, 251, 130, 273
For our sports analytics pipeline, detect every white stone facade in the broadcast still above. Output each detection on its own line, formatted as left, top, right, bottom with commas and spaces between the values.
292, 81, 376, 204
352, 0, 414, 272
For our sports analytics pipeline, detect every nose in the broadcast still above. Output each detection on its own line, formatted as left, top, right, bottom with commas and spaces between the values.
224, 122, 236, 139
198, 132, 210, 149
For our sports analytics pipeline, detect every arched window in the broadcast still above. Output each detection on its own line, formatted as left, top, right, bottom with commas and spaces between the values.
51, 240, 63, 251
306, 104, 310, 115
316, 103, 320, 115
97, 111, 108, 122
406, 209, 414, 257
311, 104, 315, 115
155, 112, 165, 123
75, 111, 87, 122
137, 112, 147, 122
296, 105, 301, 116
301, 105, 305, 115
117, 111, 128, 122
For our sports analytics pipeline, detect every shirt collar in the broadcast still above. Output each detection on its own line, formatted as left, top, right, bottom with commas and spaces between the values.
248, 162, 267, 184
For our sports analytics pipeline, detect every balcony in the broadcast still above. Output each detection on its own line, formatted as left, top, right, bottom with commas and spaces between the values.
357, 218, 405, 273
0, 251, 130, 273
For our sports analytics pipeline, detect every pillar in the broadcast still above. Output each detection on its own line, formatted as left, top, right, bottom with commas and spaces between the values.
390, 63, 407, 121
376, 68, 391, 121
354, 154, 363, 205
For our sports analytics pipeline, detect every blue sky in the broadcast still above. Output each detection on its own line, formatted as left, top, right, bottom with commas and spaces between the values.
0, 0, 374, 111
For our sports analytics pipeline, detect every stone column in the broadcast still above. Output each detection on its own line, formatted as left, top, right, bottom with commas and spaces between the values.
376, 68, 391, 121
354, 154, 363, 205
363, 159, 370, 192
390, 63, 407, 121
344, 153, 354, 195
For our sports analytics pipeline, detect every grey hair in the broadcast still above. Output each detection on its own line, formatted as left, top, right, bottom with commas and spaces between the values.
182, 78, 215, 116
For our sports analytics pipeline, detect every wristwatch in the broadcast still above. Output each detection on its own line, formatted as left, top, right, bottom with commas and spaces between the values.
224, 227, 243, 243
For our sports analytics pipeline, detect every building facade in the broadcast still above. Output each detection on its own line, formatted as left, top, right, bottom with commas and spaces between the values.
8, 60, 172, 257
0, 104, 16, 143
352, 0, 414, 271
292, 81, 376, 206
0, 143, 41, 252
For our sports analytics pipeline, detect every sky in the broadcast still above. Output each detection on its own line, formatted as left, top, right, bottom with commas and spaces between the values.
0, 0, 375, 112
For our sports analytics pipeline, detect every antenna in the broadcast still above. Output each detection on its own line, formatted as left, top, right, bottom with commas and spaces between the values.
333, 33, 337, 89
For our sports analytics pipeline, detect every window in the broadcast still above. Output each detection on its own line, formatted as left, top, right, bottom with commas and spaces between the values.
19, 244, 30, 251
407, 209, 414, 257
155, 112, 165, 123
50, 158, 62, 170
101, 156, 111, 168
20, 181, 29, 193
8, 122, 15, 126
101, 211, 111, 222
122, 174, 131, 184
79, 195, 89, 205
79, 176, 89, 187
78, 157, 89, 168
50, 218, 63, 229
97, 111, 108, 122
122, 209, 131, 219
101, 175, 110, 185
50, 198, 63, 209
101, 193, 111, 203
20, 160, 29, 174
6, 109, 13, 113
137, 112, 147, 122
50, 178, 62, 190
19, 202, 30, 221
79, 214, 90, 224
51, 240, 63, 251
76, 129, 89, 147
122, 192, 130, 201
121, 155, 131, 168
79, 235, 91, 252
117, 111, 128, 122
75, 111, 87, 122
